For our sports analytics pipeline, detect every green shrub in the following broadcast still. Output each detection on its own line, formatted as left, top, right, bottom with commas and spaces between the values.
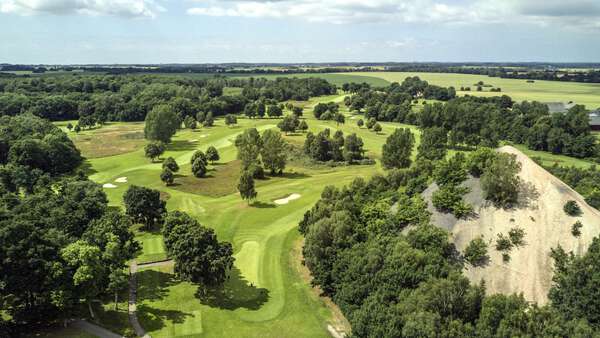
481, 153, 521, 207
572, 221, 583, 237
508, 227, 526, 247
463, 237, 488, 266
431, 185, 472, 218
495, 233, 513, 252
563, 200, 581, 216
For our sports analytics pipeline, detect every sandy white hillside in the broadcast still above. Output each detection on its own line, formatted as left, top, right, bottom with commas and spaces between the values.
423, 145, 600, 304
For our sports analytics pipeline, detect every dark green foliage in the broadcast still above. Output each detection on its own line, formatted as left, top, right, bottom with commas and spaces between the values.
564, 200, 582, 216
466, 147, 496, 177
183, 115, 197, 129
372, 123, 382, 133
432, 185, 473, 218
495, 233, 513, 252
162, 211, 234, 286
267, 104, 283, 118
191, 150, 207, 167
238, 171, 257, 203
298, 120, 309, 132
313, 102, 339, 120
203, 111, 214, 127
463, 237, 488, 266
382, 128, 414, 169
206, 146, 220, 163
277, 114, 299, 134
0, 114, 82, 177
572, 221, 583, 237
144, 104, 179, 143
162, 156, 179, 172
481, 153, 521, 207
549, 238, 600, 326
192, 157, 207, 178
224, 114, 237, 127
122, 185, 166, 228
357, 119, 364, 128
508, 227, 526, 247
160, 168, 174, 186
144, 141, 165, 162
235, 128, 263, 171
261, 129, 287, 174
433, 153, 468, 187
417, 127, 447, 161
303, 129, 367, 164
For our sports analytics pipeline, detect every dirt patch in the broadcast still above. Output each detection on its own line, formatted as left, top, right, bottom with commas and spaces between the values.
291, 238, 351, 337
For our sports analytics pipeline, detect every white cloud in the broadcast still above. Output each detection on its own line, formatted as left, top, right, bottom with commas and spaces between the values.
186, 0, 600, 28
0, 0, 164, 17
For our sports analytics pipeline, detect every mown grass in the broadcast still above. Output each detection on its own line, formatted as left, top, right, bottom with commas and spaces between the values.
73, 89, 599, 337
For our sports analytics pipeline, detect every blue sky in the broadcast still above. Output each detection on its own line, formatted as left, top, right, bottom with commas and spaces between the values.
0, 0, 599, 64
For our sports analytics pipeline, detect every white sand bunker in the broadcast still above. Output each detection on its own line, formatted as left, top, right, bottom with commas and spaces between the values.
274, 193, 301, 205
114, 177, 128, 183
189, 139, 198, 142
103, 183, 117, 189
350, 116, 357, 119
200, 134, 209, 138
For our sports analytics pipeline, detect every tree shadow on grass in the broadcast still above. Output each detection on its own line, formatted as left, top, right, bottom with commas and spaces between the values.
137, 304, 192, 333
195, 267, 269, 311
168, 140, 198, 152
78, 160, 98, 176
136, 269, 179, 302
251, 201, 276, 208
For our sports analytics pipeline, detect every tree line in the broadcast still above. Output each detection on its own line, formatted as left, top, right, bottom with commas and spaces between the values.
0, 75, 336, 127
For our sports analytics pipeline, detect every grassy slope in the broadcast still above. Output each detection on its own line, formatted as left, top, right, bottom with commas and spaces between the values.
344, 71, 600, 109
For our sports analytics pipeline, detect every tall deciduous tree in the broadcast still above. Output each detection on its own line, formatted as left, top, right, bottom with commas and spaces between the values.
238, 171, 257, 204
418, 127, 448, 161
144, 104, 179, 143
144, 141, 165, 162
123, 185, 166, 229
261, 129, 287, 175
235, 128, 263, 171
206, 146, 220, 163
382, 128, 415, 169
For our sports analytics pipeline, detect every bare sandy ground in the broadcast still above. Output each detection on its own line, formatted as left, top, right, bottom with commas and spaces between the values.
274, 193, 301, 205
425, 145, 600, 304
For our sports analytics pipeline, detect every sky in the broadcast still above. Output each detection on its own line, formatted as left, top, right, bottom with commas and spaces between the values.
0, 0, 599, 64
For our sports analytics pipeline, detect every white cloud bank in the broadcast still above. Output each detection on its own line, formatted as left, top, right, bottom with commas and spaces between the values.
186, 0, 600, 28
0, 0, 164, 17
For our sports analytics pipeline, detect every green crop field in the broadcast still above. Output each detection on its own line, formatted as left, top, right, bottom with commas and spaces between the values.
64, 85, 597, 338
343, 71, 600, 109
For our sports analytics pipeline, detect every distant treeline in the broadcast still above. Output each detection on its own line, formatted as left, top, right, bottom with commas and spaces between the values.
4, 62, 600, 83
0, 75, 336, 123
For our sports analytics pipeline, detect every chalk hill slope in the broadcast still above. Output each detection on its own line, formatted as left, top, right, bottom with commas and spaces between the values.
423, 145, 600, 304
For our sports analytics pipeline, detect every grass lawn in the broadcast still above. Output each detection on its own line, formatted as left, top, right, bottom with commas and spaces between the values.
343, 71, 600, 109
234, 73, 391, 87
72, 89, 599, 337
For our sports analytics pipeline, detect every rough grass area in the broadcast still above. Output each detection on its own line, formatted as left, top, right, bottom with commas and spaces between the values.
172, 160, 242, 198
57, 122, 147, 158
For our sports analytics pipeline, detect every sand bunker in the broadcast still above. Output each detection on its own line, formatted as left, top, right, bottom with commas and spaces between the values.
115, 177, 128, 183
189, 139, 198, 142
200, 135, 209, 138
274, 193, 301, 205
103, 183, 117, 188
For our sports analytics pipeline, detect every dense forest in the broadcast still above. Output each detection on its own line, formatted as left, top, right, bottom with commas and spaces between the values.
300, 148, 600, 337
0, 75, 336, 123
